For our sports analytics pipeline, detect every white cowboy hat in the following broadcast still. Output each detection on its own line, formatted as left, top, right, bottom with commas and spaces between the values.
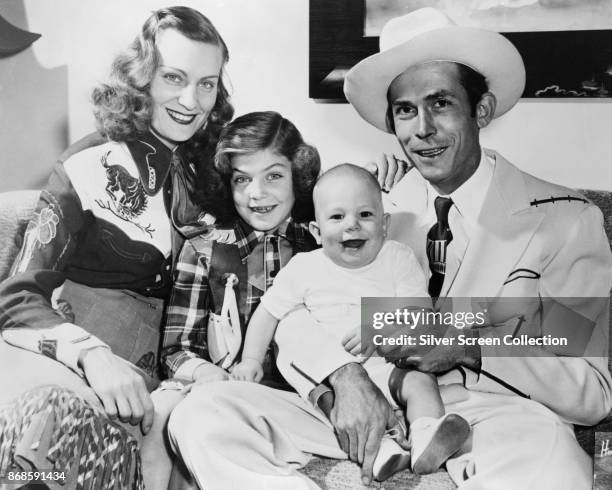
344, 7, 526, 132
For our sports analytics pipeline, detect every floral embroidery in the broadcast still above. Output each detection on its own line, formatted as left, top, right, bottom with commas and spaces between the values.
136, 351, 156, 377
30, 206, 60, 245
12, 204, 61, 274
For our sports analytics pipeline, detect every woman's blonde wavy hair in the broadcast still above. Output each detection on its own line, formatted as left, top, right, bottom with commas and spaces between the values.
92, 6, 232, 142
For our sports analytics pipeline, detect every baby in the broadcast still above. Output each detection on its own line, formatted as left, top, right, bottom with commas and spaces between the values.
232, 163, 470, 480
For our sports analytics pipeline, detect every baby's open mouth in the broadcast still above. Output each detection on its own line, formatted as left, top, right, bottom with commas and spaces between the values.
342, 239, 366, 249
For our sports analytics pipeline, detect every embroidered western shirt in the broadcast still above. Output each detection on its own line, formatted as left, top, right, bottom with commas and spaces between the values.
0, 132, 209, 374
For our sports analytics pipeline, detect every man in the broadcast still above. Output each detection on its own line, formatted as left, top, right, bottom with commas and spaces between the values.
169, 8, 612, 489
340, 7, 612, 488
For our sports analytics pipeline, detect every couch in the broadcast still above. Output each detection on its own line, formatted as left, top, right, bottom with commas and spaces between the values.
1, 189, 611, 489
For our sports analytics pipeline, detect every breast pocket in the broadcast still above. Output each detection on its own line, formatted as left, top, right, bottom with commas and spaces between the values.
502, 267, 540, 297
100, 228, 152, 264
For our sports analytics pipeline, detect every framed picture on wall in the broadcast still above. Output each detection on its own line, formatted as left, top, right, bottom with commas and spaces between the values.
310, 0, 612, 100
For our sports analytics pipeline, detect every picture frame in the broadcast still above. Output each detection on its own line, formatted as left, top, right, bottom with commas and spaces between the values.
309, 0, 612, 100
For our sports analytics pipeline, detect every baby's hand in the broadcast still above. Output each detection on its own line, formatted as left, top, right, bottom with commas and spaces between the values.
231, 358, 264, 383
341, 326, 375, 359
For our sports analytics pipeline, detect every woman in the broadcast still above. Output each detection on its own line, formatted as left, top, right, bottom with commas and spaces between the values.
0, 6, 232, 489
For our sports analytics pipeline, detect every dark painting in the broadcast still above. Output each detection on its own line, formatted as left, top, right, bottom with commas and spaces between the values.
310, 0, 612, 100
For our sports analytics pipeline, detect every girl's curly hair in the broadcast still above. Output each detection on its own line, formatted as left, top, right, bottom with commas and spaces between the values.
91, 6, 234, 219
213, 111, 321, 225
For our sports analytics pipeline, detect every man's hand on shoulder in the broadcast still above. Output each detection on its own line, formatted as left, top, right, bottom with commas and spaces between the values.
365, 153, 413, 192
327, 363, 407, 485
79, 346, 154, 434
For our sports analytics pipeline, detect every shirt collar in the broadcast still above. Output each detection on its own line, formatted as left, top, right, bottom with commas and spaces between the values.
233, 218, 294, 262
428, 149, 494, 226
125, 131, 175, 196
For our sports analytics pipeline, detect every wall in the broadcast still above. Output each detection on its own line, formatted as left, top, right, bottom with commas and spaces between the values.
2, 0, 611, 191
0, 0, 67, 191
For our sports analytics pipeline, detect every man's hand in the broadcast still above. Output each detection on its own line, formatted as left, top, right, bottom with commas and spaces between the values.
327, 363, 408, 485
365, 153, 413, 192
390, 328, 482, 373
192, 362, 230, 385
231, 359, 263, 383
80, 346, 154, 434
372, 312, 482, 374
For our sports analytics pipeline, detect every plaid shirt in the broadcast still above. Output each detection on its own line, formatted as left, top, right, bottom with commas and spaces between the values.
161, 218, 316, 384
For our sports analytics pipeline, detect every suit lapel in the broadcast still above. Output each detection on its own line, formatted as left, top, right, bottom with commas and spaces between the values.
386, 170, 433, 272
440, 225, 470, 296
446, 152, 545, 297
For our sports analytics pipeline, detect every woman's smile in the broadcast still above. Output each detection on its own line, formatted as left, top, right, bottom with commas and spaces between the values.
165, 108, 198, 125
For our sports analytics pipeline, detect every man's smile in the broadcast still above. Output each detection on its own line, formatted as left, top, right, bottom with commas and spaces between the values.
413, 147, 448, 158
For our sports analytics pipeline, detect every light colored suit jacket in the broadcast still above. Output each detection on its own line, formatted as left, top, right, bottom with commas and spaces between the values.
386, 149, 612, 424
276, 149, 612, 425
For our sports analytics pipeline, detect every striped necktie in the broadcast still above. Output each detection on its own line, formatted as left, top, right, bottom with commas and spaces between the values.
427, 196, 453, 298
263, 233, 282, 289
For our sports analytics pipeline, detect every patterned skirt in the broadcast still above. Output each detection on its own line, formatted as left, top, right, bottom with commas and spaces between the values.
0, 385, 143, 489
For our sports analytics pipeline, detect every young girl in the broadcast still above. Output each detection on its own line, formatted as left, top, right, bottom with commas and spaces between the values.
161, 110, 320, 389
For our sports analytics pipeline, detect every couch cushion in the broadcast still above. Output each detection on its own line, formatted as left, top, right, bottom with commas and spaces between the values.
581, 190, 612, 376
582, 190, 612, 234
302, 457, 454, 489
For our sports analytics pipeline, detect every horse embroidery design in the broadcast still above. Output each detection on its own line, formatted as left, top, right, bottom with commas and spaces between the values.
95, 151, 155, 237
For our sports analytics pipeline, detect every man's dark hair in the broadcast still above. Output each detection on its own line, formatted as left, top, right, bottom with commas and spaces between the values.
456, 63, 489, 116
385, 62, 489, 132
